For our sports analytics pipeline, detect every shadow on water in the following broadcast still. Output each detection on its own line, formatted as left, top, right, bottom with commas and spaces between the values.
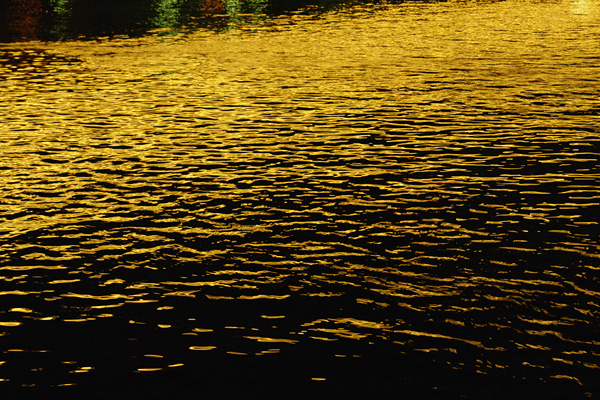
1, 0, 402, 42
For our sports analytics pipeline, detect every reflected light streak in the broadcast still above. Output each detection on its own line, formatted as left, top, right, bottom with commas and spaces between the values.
571, 0, 597, 15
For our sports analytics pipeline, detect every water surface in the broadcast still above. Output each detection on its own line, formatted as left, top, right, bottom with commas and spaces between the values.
1, 0, 599, 398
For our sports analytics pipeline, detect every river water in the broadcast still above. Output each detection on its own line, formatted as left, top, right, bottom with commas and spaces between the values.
1, 0, 599, 398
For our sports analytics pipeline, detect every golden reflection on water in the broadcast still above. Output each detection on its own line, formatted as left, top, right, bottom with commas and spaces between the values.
0, 0, 600, 397
571, 0, 597, 15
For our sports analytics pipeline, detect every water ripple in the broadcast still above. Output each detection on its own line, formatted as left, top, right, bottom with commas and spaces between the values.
1, 0, 600, 398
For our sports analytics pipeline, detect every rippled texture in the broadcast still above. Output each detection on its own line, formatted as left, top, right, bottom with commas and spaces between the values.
1, 0, 600, 398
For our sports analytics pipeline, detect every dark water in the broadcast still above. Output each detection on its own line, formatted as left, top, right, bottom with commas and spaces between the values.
0, 0, 356, 41
1, 0, 600, 398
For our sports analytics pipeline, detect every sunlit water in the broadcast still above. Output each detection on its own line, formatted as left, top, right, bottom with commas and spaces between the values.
1, 0, 599, 398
